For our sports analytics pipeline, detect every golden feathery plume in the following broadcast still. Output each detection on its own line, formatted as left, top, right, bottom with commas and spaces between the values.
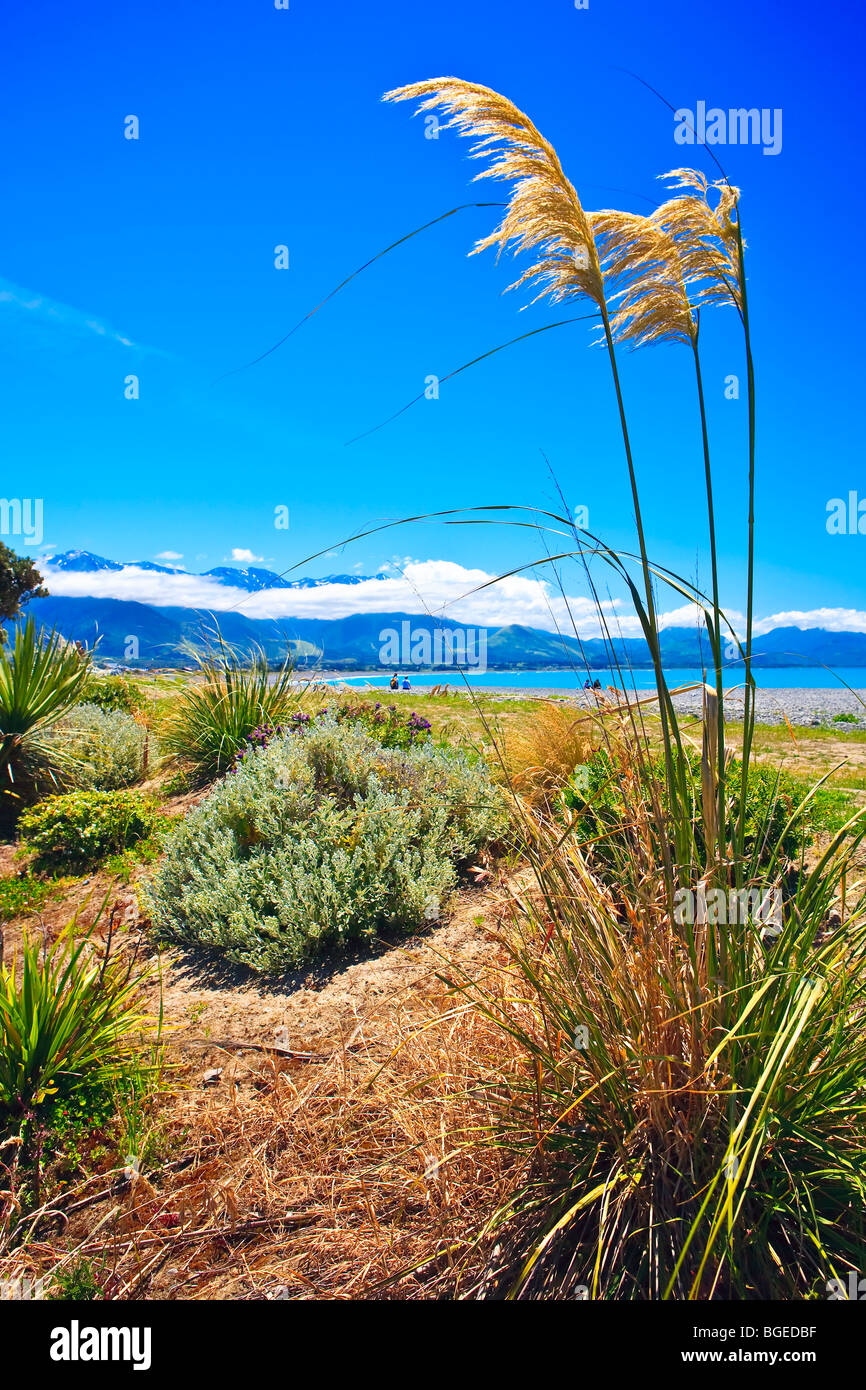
383, 78, 605, 309
653, 169, 742, 314
590, 209, 697, 348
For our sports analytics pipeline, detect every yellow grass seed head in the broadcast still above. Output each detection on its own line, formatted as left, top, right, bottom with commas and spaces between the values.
590, 209, 697, 349
653, 168, 743, 314
383, 78, 606, 310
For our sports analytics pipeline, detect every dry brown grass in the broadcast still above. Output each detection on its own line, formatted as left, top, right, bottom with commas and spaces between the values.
0, 926, 527, 1301
496, 700, 599, 806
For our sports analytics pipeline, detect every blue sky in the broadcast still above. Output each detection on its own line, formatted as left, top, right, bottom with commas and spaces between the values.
2, 0, 864, 634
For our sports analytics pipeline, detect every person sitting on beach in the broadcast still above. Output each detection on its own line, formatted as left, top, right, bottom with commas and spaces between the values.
390, 673, 399, 691
593, 679, 602, 690
402, 675, 411, 691
583, 679, 592, 690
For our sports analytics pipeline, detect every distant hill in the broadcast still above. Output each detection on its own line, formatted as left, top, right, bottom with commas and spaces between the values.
22, 551, 866, 670
19, 594, 866, 671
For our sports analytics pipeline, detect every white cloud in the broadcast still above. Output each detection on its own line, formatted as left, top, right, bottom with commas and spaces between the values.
753, 608, 866, 635
228, 548, 265, 564
155, 550, 183, 562
37, 559, 866, 639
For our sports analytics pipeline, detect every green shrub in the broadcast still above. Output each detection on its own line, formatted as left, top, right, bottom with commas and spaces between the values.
79, 672, 145, 716
0, 873, 65, 922
18, 790, 160, 869
148, 716, 506, 972
562, 748, 841, 874
50, 703, 152, 790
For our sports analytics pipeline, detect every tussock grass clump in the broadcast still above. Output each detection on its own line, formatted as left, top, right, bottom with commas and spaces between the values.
162, 640, 298, 784
498, 701, 598, 806
446, 795, 866, 1300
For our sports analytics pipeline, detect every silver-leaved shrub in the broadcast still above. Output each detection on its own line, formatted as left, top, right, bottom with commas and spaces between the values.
146, 716, 506, 972
51, 702, 153, 790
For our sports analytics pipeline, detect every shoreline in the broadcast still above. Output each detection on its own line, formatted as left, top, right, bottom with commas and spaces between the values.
306, 673, 866, 729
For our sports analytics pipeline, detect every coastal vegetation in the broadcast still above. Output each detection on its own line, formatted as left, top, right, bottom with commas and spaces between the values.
1, 79, 865, 1303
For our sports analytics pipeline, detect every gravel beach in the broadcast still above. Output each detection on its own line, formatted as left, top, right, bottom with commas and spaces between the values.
314, 674, 866, 729
507, 685, 866, 729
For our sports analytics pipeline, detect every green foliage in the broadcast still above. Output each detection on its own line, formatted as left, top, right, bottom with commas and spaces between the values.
0, 921, 152, 1115
18, 790, 161, 870
562, 747, 842, 875
230, 703, 433, 771
162, 638, 298, 783
51, 703, 152, 790
0, 873, 65, 922
0, 543, 47, 631
148, 716, 506, 972
330, 701, 433, 750
833, 712, 858, 725
0, 618, 91, 829
47, 1258, 105, 1301
79, 672, 145, 716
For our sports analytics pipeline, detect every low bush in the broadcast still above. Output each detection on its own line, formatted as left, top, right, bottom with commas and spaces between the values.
18, 790, 160, 870
148, 715, 506, 972
50, 703, 152, 790
78, 672, 145, 717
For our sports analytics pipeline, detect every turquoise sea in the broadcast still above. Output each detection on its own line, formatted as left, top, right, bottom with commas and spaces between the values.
322, 668, 866, 693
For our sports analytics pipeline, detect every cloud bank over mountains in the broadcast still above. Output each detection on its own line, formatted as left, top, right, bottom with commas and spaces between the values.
37, 552, 866, 641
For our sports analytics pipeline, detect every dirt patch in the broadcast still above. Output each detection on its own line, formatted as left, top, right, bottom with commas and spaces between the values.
149, 875, 511, 1077
1, 872, 523, 1301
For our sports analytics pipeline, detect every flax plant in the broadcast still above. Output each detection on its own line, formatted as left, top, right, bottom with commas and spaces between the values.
162, 632, 298, 783
0, 618, 91, 828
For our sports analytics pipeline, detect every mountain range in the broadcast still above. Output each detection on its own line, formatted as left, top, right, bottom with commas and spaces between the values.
18, 551, 866, 670
48, 549, 384, 592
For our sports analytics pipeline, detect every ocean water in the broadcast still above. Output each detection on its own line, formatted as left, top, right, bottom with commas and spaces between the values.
321, 668, 866, 693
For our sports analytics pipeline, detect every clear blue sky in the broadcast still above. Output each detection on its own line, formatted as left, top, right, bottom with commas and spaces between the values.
2, 0, 864, 627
